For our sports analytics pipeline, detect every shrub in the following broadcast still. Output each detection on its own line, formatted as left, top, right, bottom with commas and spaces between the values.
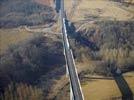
0, 0, 55, 28
0, 83, 44, 100
0, 35, 65, 93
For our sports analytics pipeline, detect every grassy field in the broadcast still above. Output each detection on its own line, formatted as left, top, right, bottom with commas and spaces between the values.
82, 72, 134, 100
123, 72, 134, 94
65, 0, 134, 22
0, 28, 34, 54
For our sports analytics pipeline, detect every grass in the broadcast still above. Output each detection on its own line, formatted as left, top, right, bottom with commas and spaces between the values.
0, 0, 54, 28
0, 28, 34, 54
123, 72, 134, 93
65, 0, 134, 22
82, 72, 134, 100
0, 83, 44, 100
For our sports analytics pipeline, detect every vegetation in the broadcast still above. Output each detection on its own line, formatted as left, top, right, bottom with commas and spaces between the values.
0, 0, 63, 99
64, 0, 134, 99
0, 34, 65, 99
0, 83, 44, 100
69, 21, 134, 75
0, 29, 35, 54
0, 0, 55, 28
0, 0, 134, 99
111, 0, 134, 4
81, 72, 134, 100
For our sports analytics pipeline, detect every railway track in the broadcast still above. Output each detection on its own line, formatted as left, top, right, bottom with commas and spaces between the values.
60, 0, 84, 100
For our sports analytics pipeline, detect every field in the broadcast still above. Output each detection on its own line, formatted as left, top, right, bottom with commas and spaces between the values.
0, 28, 34, 54
65, 0, 134, 22
82, 72, 134, 100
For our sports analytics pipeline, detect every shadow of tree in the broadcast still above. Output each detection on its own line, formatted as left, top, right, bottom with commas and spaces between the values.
112, 73, 133, 100
65, 19, 99, 51
54, 0, 61, 13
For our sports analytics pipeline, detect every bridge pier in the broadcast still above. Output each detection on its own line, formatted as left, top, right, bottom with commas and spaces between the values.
66, 64, 69, 77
